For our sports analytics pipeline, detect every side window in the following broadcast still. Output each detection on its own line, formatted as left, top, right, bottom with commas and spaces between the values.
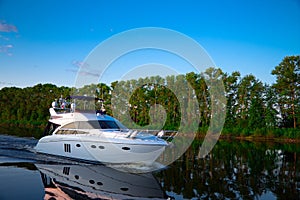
98, 121, 120, 129
49, 123, 59, 134
43, 122, 60, 135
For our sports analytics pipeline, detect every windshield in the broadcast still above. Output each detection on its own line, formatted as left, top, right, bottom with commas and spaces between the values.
62, 120, 120, 130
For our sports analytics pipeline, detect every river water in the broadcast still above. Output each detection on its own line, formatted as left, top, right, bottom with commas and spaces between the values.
0, 134, 299, 200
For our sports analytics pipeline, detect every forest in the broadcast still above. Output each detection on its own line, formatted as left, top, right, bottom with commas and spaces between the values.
0, 55, 299, 139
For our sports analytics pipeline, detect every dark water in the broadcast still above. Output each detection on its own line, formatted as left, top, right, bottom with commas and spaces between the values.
0, 134, 299, 200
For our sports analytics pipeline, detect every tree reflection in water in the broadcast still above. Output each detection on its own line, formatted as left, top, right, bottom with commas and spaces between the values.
154, 140, 300, 199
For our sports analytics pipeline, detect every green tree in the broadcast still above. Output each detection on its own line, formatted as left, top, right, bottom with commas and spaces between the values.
263, 84, 278, 128
236, 74, 256, 128
223, 71, 241, 128
247, 79, 265, 130
271, 55, 300, 128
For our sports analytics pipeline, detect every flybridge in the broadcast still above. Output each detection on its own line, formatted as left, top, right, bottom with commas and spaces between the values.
51, 95, 106, 115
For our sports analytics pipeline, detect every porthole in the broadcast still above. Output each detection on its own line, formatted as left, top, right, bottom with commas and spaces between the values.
74, 175, 79, 180
97, 182, 103, 186
122, 147, 130, 151
76, 144, 81, 147
120, 187, 129, 191
89, 180, 95, 184
99, 145, 105, 149
91, 145, 96, 148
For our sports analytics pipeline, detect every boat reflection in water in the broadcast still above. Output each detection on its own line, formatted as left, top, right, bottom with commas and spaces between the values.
37, 163, 167, 200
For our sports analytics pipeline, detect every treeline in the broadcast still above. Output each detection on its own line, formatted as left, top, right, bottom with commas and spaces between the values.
0, 55, 299, 139
0, 84, 71, 125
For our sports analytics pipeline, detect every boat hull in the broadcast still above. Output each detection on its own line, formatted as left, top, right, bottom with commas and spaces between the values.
35, 134, 166, 164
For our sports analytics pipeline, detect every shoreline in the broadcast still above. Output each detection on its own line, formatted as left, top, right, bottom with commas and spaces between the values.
220, 135, 300, 144
195, 134, 300, 144
0, 122, 299, 143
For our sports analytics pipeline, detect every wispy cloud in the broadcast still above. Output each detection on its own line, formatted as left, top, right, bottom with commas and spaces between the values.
67, 60, 100, 77
0, 81, 14, 86
0, 21, 18, 56
66, 61, 100, 77
0, 21, 18, 33
66, 68, 100, 77
0, 34, 10, 41
0, 44, 13, 56
72, 60, 90, 69
66, 68, 78, 73
78, 70, 100, 77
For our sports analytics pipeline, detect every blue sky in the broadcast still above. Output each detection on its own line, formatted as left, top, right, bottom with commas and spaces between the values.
0, 0, 299, 88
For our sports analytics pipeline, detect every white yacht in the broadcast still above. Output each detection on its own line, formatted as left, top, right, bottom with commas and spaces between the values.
35, 96, 169, 164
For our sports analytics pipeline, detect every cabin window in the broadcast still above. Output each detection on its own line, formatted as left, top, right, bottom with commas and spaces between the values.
56, 130, 86, 135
